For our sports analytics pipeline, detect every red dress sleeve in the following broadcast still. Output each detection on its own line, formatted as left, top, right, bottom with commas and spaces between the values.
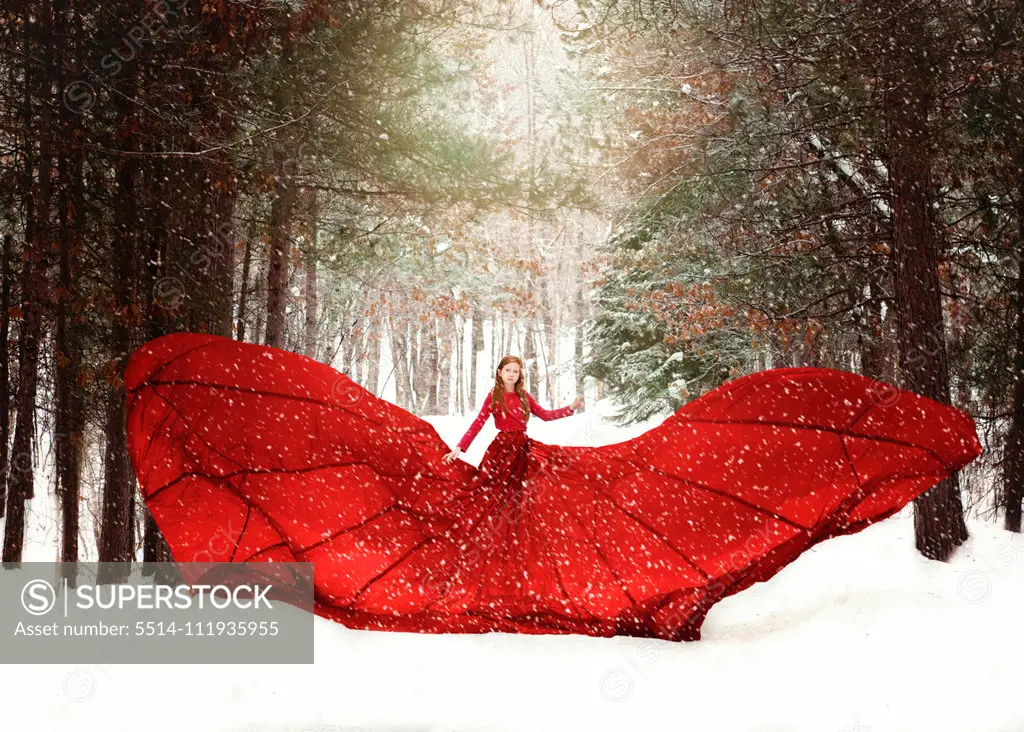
457, 397, 492, 452
526, 392, 574, 421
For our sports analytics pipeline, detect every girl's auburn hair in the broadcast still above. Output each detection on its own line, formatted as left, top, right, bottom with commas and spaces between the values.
490, 355, 530, 423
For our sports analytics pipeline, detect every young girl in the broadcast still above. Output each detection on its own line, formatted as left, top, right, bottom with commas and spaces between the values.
442, 355, 583, 464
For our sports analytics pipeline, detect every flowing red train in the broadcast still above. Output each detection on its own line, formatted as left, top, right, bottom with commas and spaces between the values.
124, 332, 982, 641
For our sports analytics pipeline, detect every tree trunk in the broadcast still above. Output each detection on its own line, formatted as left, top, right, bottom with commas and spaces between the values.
208, 127, 236, 339
366, 323, 380, 395
301, 187, 318, 359
138, 155, 174, 568
55, 151, 83, 565
437, 316, 451, 414
252, 234, 268, 344
1003, 151, 1024, 533
141, 195, 172, 564
454, 319, 464, 412
504, 319, 515, 359
52, 0, 87, 567
411, 320, 422, 408
544, 299, 557, 402
856, 277, 890, 381
265, 142, 297, 350
492, 314, 501, 380
3, 2, 52, 562
237, 225, 254, 342
421, 317, 439, 413
883, 5, 967, 559
0, 235, 11, 518
470, 305, 483, 407
98, 384, 134, 569
335, 304, 351, 374
264, 22, 298, 350
348, 318, 363, 380
525, 321, 539, 397
390, 318, 413, 411
574, 254, 586, 412
98, 4, 141, 575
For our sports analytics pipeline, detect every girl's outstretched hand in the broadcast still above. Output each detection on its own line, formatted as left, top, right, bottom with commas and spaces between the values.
442, 447, 461, 464
570, 396, 584, 412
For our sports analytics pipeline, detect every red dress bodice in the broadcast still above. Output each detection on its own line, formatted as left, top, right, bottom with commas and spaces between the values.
456, 391, 574, 452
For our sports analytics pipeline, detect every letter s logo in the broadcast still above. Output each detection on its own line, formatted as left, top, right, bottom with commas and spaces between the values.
21, 579, 56, 616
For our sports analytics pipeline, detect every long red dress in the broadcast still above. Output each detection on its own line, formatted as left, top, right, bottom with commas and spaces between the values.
124, 332, 982, 641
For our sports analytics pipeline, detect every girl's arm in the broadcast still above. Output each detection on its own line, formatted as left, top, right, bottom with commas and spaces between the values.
456, 398, 492, 452
525, 392, 574, 421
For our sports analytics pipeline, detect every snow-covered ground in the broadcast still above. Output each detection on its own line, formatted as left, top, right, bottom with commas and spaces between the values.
4, 400, 1023, 732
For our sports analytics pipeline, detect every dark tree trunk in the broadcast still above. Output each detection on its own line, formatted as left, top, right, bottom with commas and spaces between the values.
98, 4, 142, 576
52, 0, 86, 568
883, 4, 967, 559
264, 26, 297, 351
54, 138, 83, 565
0, 235, 12, 518
237, 224, 254, 342
303, 257, 318, 359
98, 382, 134, 569
3, 2, 52, 563
138, 157, 174, 568
144, 158, 173, 338
142, 512, 171, 564
252, 233, 268, 344
265, 141, 297, 350
302, 188, 319, 359
856, 276, 890, 382
209, 137, 237, 339
1003, 153, 1024, 533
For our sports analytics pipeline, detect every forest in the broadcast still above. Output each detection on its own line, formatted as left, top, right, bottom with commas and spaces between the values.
0, 0, 1021, 569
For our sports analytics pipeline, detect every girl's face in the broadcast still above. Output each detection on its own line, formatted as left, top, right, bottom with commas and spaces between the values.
499, 362, 520, 389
